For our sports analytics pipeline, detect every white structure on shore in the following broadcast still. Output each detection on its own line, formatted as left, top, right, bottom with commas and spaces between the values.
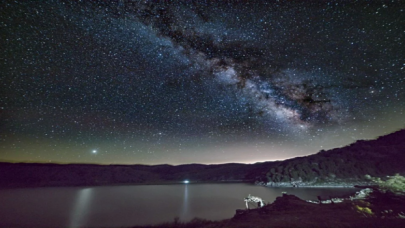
244, 194, 265, 209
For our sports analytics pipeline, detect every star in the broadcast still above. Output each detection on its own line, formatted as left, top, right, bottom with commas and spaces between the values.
0, 0, 404, 165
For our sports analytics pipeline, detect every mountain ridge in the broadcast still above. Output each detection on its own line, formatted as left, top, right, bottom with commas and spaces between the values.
261, 129, 405, 186
1, 129, 404, 187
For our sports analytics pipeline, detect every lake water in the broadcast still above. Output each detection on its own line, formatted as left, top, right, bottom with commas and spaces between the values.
0, 183, 357, 227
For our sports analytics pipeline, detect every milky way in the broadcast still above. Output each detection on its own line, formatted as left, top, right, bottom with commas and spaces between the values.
1, 1, 404, 164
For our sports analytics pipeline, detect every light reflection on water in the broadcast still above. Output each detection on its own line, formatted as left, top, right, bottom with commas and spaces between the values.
0, 183, 357, 227
181, 184, 189, 220
70, 188, 93, 228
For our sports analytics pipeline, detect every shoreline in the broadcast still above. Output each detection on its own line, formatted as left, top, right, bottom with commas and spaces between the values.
0, 180, 252, 189
257, 180, 373, 188
0, 180, 373, 189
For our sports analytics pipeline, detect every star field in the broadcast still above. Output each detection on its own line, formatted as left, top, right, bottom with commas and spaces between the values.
1, 0, 404, 165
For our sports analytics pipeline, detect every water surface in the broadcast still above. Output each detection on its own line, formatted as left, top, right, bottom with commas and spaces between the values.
0, 183, 357, 227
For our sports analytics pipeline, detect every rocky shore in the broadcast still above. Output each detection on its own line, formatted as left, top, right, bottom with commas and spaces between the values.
256, 179, 372, 188
134, 191, 405, 228
229, 193, 404, 228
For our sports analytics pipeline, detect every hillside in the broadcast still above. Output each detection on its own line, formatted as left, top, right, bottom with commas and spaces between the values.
1, 129, 404, 187
260, 129, 405, 186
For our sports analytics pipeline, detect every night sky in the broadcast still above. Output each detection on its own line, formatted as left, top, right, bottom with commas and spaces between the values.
1, 0, 404, 165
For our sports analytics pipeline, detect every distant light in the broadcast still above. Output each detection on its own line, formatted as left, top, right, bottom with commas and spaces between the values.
92, 150, 97, 154
183, 180, 189, 184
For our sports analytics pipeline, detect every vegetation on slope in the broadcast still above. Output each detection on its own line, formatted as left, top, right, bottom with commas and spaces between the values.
261, 129, 405, 185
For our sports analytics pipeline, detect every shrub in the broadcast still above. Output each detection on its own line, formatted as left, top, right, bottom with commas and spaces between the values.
365, 173, 405, 195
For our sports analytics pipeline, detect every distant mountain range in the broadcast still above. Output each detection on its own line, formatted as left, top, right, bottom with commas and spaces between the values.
0, 161, 272, 187
1, 129, 404, 187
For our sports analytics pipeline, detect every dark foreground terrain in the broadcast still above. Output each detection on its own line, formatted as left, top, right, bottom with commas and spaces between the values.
134, 194, 405, 228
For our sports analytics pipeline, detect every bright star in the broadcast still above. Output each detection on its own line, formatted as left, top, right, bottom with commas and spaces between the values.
92, 150, 97, 154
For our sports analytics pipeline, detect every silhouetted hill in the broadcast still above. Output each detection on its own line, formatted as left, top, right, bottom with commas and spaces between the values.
0, 161, 275, 187
261, 129, 405, 186
1, 129, 404, 187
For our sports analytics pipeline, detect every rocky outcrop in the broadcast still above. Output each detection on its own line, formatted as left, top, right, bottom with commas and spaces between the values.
231, 193, 405, 228
234, 193, 334, 220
